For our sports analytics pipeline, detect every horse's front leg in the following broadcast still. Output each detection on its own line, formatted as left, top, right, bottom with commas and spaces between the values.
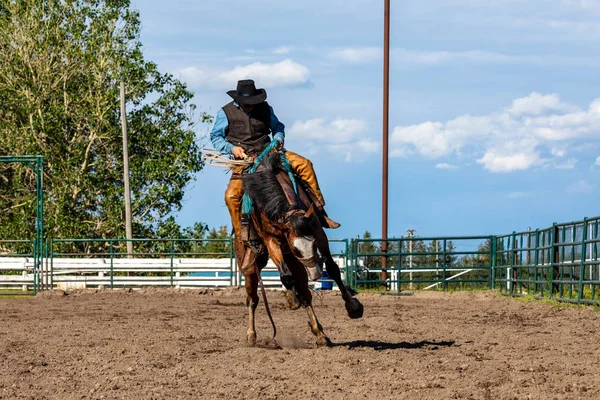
264, 237, 299, 309
313, 227, 364, 319
283, 253, 331, 347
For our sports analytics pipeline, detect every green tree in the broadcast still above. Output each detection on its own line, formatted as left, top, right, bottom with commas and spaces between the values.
445, 240, 458, 266
0, 0, 209, 244
355, 231, 382, 288
204, 226, 231, 259
359, 231, 381, 268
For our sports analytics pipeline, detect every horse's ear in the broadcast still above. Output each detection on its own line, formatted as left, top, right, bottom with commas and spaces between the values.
305, 204, 316, 218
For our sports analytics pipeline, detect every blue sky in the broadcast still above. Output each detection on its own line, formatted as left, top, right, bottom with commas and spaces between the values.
133, 0, 599, 239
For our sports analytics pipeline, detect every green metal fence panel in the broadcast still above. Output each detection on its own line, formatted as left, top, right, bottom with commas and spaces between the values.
348, 236, 494, 292
493, 216, 600, 304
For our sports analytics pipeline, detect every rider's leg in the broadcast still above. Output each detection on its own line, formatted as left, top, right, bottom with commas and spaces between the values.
224, 175, 245, 237
285, 151, 340, 229
285, 151, 325, 205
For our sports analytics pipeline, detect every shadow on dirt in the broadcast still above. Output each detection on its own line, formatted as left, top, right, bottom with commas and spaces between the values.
333, 340, 455, 351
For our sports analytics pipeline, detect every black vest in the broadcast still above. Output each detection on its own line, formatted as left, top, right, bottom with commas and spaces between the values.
223, 101, 271, 154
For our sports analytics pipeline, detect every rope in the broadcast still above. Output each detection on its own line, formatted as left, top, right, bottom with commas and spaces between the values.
280, 152, 297, 195
202, 149, 253, 169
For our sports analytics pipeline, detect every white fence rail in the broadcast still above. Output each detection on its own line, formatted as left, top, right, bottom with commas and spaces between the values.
0, 257, 346, 291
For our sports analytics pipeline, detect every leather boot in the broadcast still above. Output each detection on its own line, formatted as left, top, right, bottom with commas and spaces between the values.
318, 206, 341, 229
286, 151, 341, 229
225, 176, 245, 238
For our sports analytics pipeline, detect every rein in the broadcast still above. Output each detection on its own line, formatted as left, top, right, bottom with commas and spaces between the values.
252, 246, 278, 343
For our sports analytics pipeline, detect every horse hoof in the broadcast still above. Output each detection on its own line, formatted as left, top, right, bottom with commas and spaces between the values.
247, 334, 257, 347
345, 298, 364, 319
317, 336, 333, 348
267, 338, 282, 350
285, 290, 301, 310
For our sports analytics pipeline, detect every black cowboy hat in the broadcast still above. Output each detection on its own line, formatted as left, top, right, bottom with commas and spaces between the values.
227, 79, 267, 105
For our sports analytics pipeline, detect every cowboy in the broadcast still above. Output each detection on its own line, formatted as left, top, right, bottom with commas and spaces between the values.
210, 79, 339, 241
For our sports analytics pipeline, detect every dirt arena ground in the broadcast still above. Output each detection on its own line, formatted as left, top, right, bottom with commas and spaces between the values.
1, 288, 600, 400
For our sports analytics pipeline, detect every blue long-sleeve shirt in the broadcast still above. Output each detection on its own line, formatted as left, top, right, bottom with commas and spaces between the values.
209, 102, 285, 155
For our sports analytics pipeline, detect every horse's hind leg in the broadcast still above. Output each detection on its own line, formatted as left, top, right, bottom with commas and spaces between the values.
238, 242, 268, 347
306, 305, 332, 347
244, 272, 259, 347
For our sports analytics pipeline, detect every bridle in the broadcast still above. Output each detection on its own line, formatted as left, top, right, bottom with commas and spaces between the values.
280, 204, 316, 225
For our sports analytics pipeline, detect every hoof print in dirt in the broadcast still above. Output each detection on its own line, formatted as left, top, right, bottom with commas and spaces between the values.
266, 339, 282, 350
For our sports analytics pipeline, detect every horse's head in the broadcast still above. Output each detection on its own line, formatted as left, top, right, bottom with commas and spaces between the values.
243, 153, 323, 281
283, 206, 322, 281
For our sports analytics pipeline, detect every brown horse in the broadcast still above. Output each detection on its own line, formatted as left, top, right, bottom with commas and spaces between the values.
235, 152, 363, 347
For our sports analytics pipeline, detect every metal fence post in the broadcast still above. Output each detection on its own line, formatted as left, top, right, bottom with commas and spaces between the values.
397, 238, 402, 293
229, 236, 234, 287
579, 218, 588, 303
170, 239, 175, 287
110, 240, 114, 289
490, 236, 496, 290
550, 223, 558, 298
511, 232, 517, 295
343, 239, 349, 286
350, 239, 356, 290
442, 239, 447, 292
534, 229, 540, 295
50, 238, 54, 289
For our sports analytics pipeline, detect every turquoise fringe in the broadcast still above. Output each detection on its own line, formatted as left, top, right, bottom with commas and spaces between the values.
241, 140, 297, 217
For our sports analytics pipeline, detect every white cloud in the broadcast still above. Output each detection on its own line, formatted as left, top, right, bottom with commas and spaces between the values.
554, 158, 577, 169
435, 163, 459, 169
596, 156, 600, 166
395, 49, 515, 65
507, 92, 576, 116
391, 93, 600, 173
177, 66, 207, 87
330, 47, 381, 63
567, 180, 596, 193
217, 59, 310, 88
273, 46, 294, 55
288, 118, 377, 162
330, 46, 600, 67
477, 144, 541, 173
176, 59, 310, 89
331, 47, 517, 65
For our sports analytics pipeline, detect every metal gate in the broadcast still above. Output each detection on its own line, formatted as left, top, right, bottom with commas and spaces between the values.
0, 156, 44, 294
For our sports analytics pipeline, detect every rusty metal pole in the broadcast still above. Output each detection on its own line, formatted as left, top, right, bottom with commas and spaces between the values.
381, 0, 390, 286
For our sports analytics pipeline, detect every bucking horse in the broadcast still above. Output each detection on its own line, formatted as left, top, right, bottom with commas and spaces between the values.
232, 145, 364, 347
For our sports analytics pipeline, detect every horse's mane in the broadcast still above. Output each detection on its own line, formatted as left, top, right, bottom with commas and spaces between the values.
243, 153, 313, 236
243, 153, 290, 222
